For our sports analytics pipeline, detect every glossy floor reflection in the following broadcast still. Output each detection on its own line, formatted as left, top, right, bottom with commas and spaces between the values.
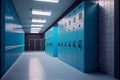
1, 51, 117, 80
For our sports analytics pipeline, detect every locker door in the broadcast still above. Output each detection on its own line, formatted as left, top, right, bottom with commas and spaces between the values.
71, 13, 78, 68
64, 32, 67, 62
69, 30, 73, 66
77, 20, 84, 71
65, 31, 69, 64
59, 34, 62, 60
58, 32, 62, 60
61, 31, 64, 61
72, 30, 75, 67
67, 33, 71, 65
72, 28, 78, 68
58, 33, 61, 59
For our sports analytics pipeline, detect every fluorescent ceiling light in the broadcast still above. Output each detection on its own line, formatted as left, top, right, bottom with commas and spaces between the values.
31, 28, 41, 30
32, 9, 51, 16
31, 28, 41, 33
31, 24, 44, 27
34, 0, 59, 3
31, 31, 39, 33
32, 19, 46, 23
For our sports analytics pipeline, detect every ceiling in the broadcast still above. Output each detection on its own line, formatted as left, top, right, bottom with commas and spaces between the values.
11, 0, 76, 33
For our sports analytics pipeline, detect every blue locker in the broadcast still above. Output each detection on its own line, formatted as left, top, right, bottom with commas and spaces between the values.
84, 2, 98, 72
58, 25, 61, 59
59, 24, 63, 60
63, 32, 67, 62
58, 1, 98, 72
68, 30, 73, 66
71, 29, 75, 67
67, 31, 72, 65
78, 2, 98, 72
58, 22, 64, 61
58, 34, 62, 59
3, 0, 25, 75
62, 27, 65, 62
73, 28, 78, 68
65, 31, 69, 64
71, 9, 80, 68
45, 26, 58, 57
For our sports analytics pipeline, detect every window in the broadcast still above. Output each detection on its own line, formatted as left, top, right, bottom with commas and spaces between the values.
79, 12, 82, 20
73, 17, 76, 23
69, 20, 71, 25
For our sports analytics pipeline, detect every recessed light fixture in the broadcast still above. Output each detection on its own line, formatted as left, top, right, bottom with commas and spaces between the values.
31, 28, 41, 30
31, 31, 39, 33
31, 24, 44, 27
32, 9, 51, 16
31, 28, 41, 33
34, 0, 59, 3
32, 19, 46, 23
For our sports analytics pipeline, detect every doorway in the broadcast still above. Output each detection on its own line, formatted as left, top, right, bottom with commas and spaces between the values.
28, 39, 44, 51
25, 33, 45, 51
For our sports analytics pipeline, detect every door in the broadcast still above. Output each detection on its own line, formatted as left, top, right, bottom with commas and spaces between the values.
29, 39, 35, 51
28, 39, 44, 51
36, 40, 41, 51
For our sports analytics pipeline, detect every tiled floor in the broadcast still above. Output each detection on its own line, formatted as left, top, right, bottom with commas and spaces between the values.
1, 51, 117, 80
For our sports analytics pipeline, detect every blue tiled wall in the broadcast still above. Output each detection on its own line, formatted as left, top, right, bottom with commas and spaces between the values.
1, 0, 25, 75
94, 0, 114, 76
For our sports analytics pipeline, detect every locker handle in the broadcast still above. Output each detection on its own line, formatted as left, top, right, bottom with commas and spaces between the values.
68, 44, 70, 48
58, 43, 60, 46
73, 44, 75, 48
65, 44, 66, 47
78, 44, 81, 49
61, 43, 63, 47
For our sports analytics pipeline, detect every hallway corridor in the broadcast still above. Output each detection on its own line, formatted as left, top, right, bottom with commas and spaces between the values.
1, 52, 117, 80
1, 0, 120, 79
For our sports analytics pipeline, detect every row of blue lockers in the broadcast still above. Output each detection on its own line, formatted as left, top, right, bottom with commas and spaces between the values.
1, 0, 25, 76
45, 1, 98, 72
